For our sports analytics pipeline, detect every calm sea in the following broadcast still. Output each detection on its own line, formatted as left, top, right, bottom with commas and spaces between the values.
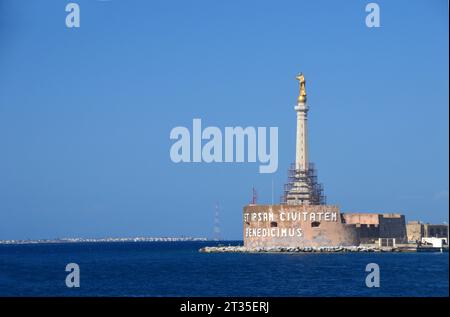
0, 241, 448, 297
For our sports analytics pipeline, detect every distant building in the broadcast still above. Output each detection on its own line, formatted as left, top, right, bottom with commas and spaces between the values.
406, 221, 448, 243
342, 213, 407, 244
424, 224, 448, 238
406, 221, 424, 243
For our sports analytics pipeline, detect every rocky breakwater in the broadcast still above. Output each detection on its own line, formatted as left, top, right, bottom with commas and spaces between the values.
199, 245, 402, 253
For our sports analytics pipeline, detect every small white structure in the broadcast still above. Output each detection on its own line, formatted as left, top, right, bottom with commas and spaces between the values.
421, 237, 447, 248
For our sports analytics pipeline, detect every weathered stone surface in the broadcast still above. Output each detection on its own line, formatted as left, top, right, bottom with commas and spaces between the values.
343, 213, 408, 244
243, 204, 359, 248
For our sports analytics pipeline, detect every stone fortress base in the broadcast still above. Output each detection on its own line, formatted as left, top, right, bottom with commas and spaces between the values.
243, 204, 359, 248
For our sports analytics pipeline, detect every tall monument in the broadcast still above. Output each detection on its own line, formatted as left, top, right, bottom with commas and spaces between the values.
242, 73, 404, 249
295, 73, 308, 171
243, 73, 361, 248
281, 73, 326, 205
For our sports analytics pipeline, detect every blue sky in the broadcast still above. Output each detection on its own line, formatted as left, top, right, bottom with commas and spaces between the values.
0, 0, 448, 240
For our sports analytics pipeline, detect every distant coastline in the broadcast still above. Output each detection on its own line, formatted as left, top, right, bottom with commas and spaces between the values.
0, 236, 209, 245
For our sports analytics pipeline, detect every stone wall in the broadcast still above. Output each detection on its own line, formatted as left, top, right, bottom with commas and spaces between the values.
243, 204, 359, 248
342, 213, 380, 225
379, 214, 407, 243
343, 213, 407, 244
406, 222, 448, 242
424, 224, 448, 238
406, 221, 423, 242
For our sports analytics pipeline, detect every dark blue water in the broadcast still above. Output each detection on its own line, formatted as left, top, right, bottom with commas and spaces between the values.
0, 241, 448, 296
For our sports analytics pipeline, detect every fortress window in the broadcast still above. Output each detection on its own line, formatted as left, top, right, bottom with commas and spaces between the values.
311, 221, 320, 228
270, 221, 277, 228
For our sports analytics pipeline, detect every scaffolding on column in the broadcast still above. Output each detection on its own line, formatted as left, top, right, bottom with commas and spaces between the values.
280, 162, 326, 205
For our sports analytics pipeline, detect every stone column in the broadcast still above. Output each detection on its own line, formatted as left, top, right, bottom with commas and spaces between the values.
295, 102, 309, 171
